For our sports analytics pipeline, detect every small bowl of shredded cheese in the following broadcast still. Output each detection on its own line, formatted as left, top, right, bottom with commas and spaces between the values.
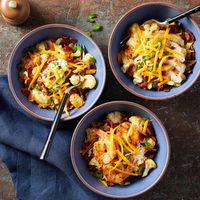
8, 24, 106, 121
108, 3, 200, 100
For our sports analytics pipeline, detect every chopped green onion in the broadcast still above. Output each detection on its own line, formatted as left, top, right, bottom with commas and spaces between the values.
142, 117, 150, 121
155, 41, 162, 48
92, 23, 102, 32
57, 65, 62, 69
93, 172, 103, 179
152, 81, 157, 89
125, 155, 130, 160
73, 45, 83, 53
149, 65, 153, 72
85, 31, 92, 37
123, 147, 129, 153
87, 13, 97, 23
31, 46, 38, 53
141, 140, 151, 147
56, 104, 60, 110
32, 82, 41, 89
90, 56, 96, 64
44, 43, 48, 50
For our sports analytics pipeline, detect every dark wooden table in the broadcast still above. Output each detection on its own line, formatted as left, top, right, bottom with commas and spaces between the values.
0, 0, 200, 199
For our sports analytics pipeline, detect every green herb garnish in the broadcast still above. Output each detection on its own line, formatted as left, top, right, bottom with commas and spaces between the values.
44, 43, 48, 50
155, 41, 162, 49
141, 140, 151, 147
125, 155, 130, 160
85, 31, 92, 37
92, 23, 102, 32
149, 65, 153, 72
152, 81, 157, 89
123, 147, 129, 153
90, 56, 96, 64
142, 117, 150, 121
32, 82, 41, 89
87, 13, 97, 23
93, 172, 103, 179
73, 45, 83, 53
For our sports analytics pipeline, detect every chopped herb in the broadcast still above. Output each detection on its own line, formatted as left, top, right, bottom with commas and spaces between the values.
156, 63, 159, 68
52, 61, 58, 66
32, 82, 41, 89
89, 13, 97, 19
44, 43, 48, 50
142, 117, 150, 121
60, 76, 65, 84
136, 62, 142, 69
56, 104, 60, 110
87, 17, 95, 23
90, 56, 96, 64
123, 147, 129, 153
85, 31, 92, 37
48, 88, 55, 93
57, 65, 62, 69
31, 46, 38, 53
73, 45, 83, 53
93, 172, 103, 179
149, 65, 153, 72
22, 47, 30, 55
163, 51, 169, 56
125, 155, 130, 160
141, 140, 151, 147
87, 13, 97, 23
92, 23, 102, 32
155, 41, 162, 48
152, 81, 157, 89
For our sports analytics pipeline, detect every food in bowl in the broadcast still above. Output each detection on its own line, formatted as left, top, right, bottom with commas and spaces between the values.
19, 36, 97, 114
81, 111, 157, 186
118, 21, 196, 91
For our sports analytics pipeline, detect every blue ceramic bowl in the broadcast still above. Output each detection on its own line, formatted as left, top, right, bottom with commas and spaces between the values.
71, 101, 170, 198
8, 24, 106, 121
108, 3, 200, 100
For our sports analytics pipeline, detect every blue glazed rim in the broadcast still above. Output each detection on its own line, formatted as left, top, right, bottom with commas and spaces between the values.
71, 101, 170, 198
108, 2, 200, 100
8, 24, 106, 121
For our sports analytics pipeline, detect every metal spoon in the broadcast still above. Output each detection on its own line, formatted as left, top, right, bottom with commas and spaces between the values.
120, 5, 200, 46
40, 84, 79, 160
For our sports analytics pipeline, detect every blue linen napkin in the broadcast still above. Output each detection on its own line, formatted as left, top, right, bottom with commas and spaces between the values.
0, 75, 108, 200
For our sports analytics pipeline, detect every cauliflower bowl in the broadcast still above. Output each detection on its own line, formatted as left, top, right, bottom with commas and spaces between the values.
8, 24, 106, 121
108, 3, 200, 100
71, 101, 170, 198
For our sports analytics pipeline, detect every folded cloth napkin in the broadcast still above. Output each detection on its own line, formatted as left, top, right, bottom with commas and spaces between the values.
0, 75, 108, 200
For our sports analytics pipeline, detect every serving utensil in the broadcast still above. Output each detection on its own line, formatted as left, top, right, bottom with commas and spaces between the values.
40, 84, 79, 160
120, 5, 200, 46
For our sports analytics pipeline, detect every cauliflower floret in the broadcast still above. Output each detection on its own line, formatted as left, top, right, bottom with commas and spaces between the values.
31, 89, 49, 105
82, 53, 95, 67
107, 111, 123, 124
129, 116, 145, 131
69, 74, 83, 86
69, 93, 84, 108
142, 159, 156, 177
81, 74, 96, 89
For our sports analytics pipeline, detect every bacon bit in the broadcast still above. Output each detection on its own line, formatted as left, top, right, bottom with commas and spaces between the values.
24, 58, 33, 69
21, 88, 30, 97
185, 60, 196, 74
47, 40, 55, 50
36, 58, 41, 66
126, 65, 136, 77
168, 24, 181, 34
63, 45, 73, 52
184, 31, 196, 43
47, 55, 56, 64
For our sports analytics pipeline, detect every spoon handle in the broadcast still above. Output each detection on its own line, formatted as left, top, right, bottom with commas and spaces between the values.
166, 5, 200, 24
39, 90, 69, 160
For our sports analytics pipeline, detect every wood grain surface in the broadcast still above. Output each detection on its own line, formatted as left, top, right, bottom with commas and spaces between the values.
0, 0, 200, 200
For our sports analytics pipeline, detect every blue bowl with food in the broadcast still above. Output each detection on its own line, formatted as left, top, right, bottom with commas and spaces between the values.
108, 3, 200, 100
8, 24, 106, 121
71, 101, 170, 198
